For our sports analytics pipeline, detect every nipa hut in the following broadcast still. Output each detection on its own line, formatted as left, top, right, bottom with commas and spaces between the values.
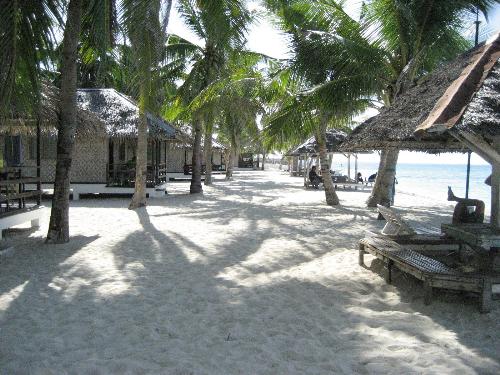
1, 88, 180, 198
166, 136, 227, 175
286, 130, 365, 186
339, 47, 483, 153
342, 32, 500, 231
415, 33, 500, 230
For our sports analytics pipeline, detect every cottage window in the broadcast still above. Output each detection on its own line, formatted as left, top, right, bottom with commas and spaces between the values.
4, 136, 23, 166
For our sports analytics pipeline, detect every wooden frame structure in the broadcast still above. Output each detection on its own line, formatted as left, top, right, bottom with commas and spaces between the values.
348, 34, 500, 310
359, 236, 499, 312
0, 122, 44, 239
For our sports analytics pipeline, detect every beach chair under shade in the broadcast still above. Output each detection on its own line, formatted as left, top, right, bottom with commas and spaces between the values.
375, 205, 443, 240
377, 205, 417, 236
358, 236, 500, 312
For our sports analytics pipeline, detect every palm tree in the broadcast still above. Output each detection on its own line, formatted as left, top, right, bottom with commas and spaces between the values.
46, 0, 85, 243
361, 0, 499, 208
121, 0, 172, 209
165, 0, 251, 192
265, 0, 499, 208
185, 51, 266, 179
262, 3, 374, 206
264, 78, 369, 205
0, 0, 62, 120
47, 0, 120, 242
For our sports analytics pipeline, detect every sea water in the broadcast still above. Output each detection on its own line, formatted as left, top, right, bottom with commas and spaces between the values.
338, 161, 492, 212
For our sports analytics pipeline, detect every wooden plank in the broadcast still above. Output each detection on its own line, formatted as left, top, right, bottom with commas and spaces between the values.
0, 178, 41, 186
0, 191, 42, 202
441, 223, 500, 250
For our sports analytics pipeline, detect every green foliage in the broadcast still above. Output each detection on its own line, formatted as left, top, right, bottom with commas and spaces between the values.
0, 0, 63, 119
162, 0, 254, 147
261, 0, 499, 150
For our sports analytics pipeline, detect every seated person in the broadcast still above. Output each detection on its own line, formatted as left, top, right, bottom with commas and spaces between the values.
309, 166, 322, 188
368, 172, 377, 183
356, 172, 363, 183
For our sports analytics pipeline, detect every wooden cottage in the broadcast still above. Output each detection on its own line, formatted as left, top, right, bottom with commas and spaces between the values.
166, 137, 226, 175
1, 88, 181, 199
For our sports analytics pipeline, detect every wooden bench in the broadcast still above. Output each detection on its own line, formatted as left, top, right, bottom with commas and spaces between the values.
359, 236, 500, 312
0, 206, 45, 240
332, 182, 370, 191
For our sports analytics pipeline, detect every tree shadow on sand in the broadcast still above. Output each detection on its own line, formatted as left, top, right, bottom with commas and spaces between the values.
0, 173, 498, 374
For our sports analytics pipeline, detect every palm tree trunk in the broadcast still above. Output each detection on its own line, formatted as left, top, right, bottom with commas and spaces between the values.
225, 147, 233, 180
316, 126, 339, 206
129, 111, 148, 209
203, 123, 213, 185
46, 0, 82, 244
367, 149, 399, 207
261, 151, 265, 171
190, 117, 203, 193
232, 148, 239, 167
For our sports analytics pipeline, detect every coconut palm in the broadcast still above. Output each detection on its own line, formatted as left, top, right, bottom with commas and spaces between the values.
262, 3, 376, 205
164, 0, 251, 192
264, 0, 499, 207
45, 0, 86, 243
263, 68, 370, 205
121, 0, 172, 209
0, 0, 62, 120
47, 0, 122, 242
185, 51, 268, 179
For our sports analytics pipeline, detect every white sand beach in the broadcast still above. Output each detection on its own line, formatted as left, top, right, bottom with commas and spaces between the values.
0, 169, 498, 374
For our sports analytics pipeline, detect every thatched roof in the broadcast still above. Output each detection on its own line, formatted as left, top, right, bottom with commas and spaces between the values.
0, 83, 104, 136
454, 59, 500, 142
77, 89, 176, 139
340, 34, 500, 153
1, 87, 178, 140
415, 34, 500, 143
286, 130, 347, 156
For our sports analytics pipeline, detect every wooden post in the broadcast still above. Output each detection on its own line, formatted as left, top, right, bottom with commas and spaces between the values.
164, 141, 167, 169
492, 137, 500, 230
492, 162, 500, 230
355, 154, 358, 182
347, 154, 351, 181
358, 244, 365, 266
304, 154, 309, 186
36, 118, 41, 205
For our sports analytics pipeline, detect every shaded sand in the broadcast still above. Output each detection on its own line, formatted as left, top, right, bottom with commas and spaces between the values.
1, 170, 498, 374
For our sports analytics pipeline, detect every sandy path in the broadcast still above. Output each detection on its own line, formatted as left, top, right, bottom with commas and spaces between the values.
0, 170, 498, 374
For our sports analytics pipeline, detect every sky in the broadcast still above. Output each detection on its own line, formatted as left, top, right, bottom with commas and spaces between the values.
168, 0, 500, 165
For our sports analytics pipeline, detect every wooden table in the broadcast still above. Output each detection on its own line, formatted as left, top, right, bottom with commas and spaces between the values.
441, 223, 500, 251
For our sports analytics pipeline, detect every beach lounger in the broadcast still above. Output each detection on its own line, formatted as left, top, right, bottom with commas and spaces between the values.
359, 236, 500, 312
376, 205, 440, 237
